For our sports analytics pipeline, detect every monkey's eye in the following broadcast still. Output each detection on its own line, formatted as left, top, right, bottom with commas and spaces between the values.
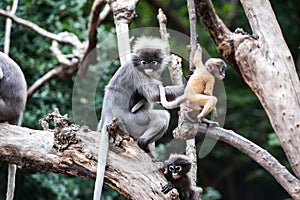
169, 166, 174, 171
175, 166, 182, 171
140, 60, 147, 65
152, 61, 158, 65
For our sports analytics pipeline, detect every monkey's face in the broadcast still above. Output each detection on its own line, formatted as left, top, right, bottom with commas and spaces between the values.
205, 58, 227, 80
132, 48, 164, 77
166, 163, 192, 179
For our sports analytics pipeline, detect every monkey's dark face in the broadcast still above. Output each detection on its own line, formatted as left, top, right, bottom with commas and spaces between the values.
132, 48, 164, 77
166, 162, 192, 180
206, 58, 227, 80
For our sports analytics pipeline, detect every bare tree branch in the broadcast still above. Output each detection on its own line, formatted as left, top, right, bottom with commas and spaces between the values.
4, 0, 18, 54
145, 0, 189, 35
0, 9, 80, 46
80, 0, 107, 78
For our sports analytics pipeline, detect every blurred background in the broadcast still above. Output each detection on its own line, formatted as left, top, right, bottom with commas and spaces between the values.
0, 0, 299, 199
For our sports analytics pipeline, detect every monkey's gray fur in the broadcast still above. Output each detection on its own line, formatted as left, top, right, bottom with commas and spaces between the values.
98, 36, 184, 160
0, 52, 27, 200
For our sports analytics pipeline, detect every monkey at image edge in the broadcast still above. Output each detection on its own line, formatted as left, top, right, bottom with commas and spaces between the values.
0, 52, 27, 200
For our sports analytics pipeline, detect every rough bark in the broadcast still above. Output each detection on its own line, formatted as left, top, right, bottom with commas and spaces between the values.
195, 0, 300, 181
0, 124, 168, 199
2, 121, 300, 199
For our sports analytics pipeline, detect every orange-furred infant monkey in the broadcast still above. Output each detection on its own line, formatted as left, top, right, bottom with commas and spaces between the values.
159, 44, 227, 125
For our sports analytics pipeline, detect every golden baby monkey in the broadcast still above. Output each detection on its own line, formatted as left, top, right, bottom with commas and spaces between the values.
159, 44, 226, 125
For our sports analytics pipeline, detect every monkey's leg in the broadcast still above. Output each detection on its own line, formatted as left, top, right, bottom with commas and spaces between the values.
137, 110, 170, 161
193, 95, 219, 126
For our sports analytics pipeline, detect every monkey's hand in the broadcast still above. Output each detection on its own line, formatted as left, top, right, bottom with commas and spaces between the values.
161, 183, 176, 194
193, 43, 203, 65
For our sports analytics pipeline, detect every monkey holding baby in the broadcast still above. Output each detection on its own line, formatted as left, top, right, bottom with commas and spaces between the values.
0, 52, 27, 200
160, 44, 227, 126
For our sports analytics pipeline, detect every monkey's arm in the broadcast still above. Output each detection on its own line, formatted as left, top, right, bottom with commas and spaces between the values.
138, 84, 184, 103
164, 85, 185, 100
203, 77, 214, 96
193, 44, 204, 69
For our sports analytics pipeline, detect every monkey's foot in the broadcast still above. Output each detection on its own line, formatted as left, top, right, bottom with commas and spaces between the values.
137, 138, 160, 162
198, 117, 219, 126
183, 112, 198, 123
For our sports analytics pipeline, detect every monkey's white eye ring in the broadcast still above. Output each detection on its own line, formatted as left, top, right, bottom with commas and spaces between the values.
152, 61, 158, 65
141, 60, 147, 65
175, 166, 182, 171
169, 166, 174, 171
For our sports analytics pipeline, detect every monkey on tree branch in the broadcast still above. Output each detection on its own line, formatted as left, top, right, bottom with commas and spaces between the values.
93, 36, 184, 199
0, 52, 27, 200
162, 154, 200, 200
159, 44, 227, 126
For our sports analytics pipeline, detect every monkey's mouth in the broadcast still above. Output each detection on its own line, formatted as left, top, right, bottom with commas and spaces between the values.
144, 69, 153, 76
219, 74, 225, 80
172, 173, 181, 179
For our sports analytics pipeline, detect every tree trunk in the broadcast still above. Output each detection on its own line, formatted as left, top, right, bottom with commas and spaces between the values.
195, 0, 300, 180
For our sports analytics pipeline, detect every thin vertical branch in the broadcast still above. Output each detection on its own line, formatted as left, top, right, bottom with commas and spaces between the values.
186, 0, 198, 186
157, 8, 183, 85
4, 0, 18, 54
79, 0, 107, 78
108, 0, 138, 65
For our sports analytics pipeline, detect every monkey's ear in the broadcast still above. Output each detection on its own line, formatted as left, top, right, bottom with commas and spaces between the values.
185, 163, 192, 172
205, 62, 214, 72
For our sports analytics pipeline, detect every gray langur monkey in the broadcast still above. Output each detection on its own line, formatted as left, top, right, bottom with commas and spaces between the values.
0, 52, 27, 200
93, 36, 184, 199
98, 36, 184, 160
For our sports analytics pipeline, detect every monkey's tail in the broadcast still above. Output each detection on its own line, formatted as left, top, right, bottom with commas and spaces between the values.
159, 84, 186, 109
6, 164, 17, 200
93, 123, 110, 200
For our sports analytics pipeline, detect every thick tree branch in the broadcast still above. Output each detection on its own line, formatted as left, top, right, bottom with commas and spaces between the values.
0, 123, 169, 199
197, 126, 300, 199
1, 119, 299, 199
